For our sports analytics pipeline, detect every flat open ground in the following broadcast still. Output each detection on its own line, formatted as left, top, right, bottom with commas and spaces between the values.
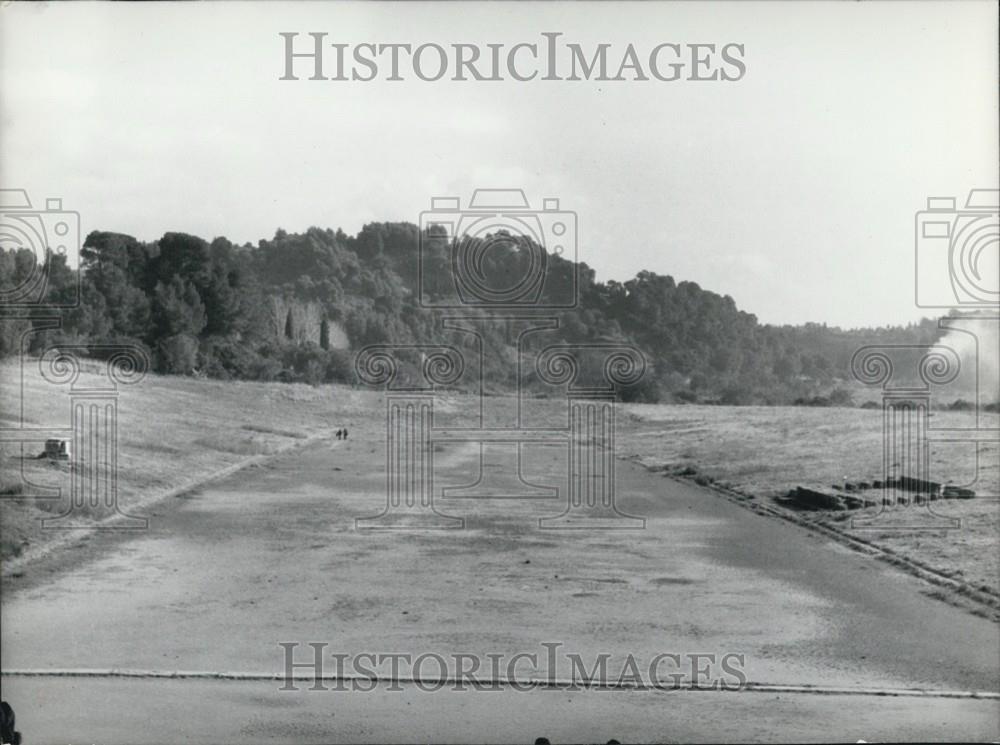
2, 404, 1000, 741
1, 366, 999, 741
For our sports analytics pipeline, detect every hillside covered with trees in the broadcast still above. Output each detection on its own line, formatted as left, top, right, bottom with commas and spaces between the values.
0, 222, 943, 404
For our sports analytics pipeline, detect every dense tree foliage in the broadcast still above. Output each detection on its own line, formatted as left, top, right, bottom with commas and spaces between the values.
0, 222, 943, 402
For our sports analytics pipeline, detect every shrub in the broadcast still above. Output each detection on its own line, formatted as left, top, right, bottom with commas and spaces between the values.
325, 348, 355, 384
617, 375, 663, 404
794, 395, 831, 407
827, 387, 854, 407
719, 386, 753, 406
156, 333, 199, 374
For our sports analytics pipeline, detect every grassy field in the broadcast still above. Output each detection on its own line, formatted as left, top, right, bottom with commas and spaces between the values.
2, 359, 998, 602
0, 357, 383, 562
618, 403, 1000, 594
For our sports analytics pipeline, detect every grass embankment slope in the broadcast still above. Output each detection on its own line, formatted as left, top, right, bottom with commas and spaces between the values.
0, 358, 381, 563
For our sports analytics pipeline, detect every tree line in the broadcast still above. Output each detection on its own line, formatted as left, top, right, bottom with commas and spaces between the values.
0, 222, 942, 404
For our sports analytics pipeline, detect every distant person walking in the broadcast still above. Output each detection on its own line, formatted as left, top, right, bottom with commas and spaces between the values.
343, 428, 349, 441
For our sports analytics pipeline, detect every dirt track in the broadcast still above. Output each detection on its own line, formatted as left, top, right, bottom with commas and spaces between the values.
2, 432, 999, 742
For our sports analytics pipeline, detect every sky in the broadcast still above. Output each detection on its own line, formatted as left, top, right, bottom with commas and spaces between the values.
2, 1, 997, 328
